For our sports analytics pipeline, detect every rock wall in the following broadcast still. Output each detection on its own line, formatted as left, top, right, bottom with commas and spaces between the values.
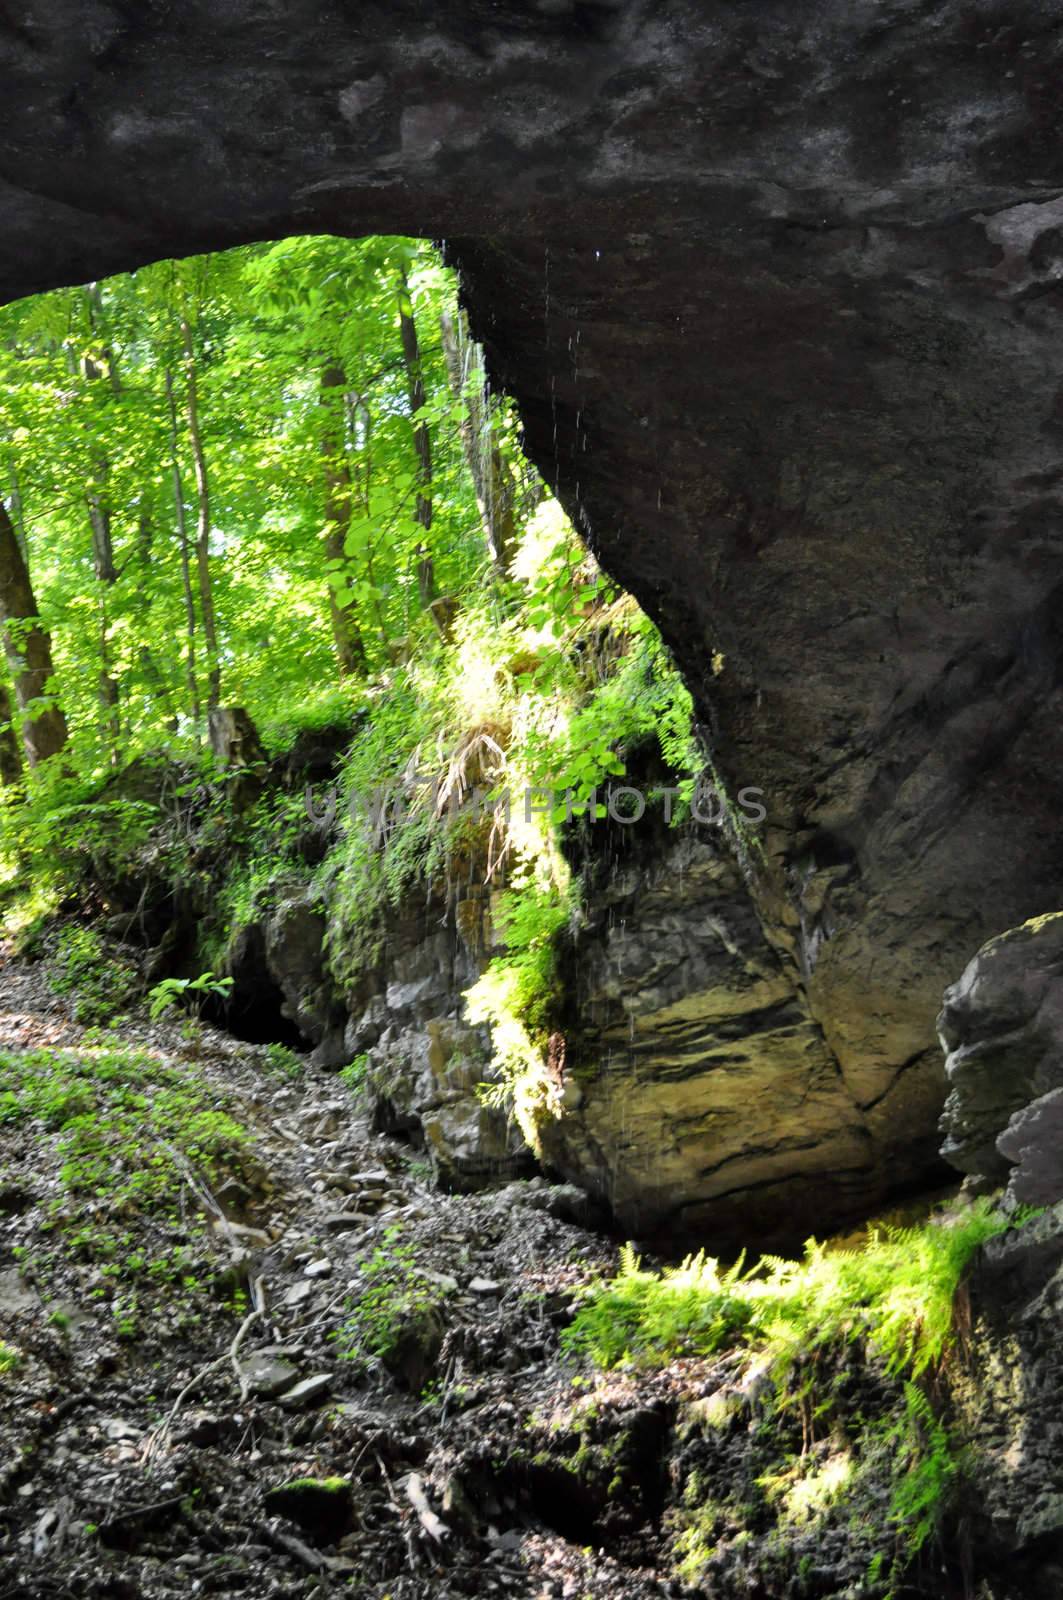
244, 802, 947, 1248
544, 824, 911, 1249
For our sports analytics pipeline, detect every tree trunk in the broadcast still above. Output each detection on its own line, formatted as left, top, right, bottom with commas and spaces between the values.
135, 508, 179, 732
181, 317, 221, 711
396, 269, 436, 610
165, 368, 201, 724
0, 678, 22, 786
82, 387, 121, 753
320, 363, 368, 677
5, 457, 27, 560
440, 308, 517, 573
80, 290, 122, 750
0, 501, 68, 767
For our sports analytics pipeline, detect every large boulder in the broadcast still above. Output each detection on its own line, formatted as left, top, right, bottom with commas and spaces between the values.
345, 889, 534, 1190
546, 826, 895, 1249
938, 913, 1063, 1200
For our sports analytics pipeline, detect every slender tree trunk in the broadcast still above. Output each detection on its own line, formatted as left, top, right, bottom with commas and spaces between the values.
85, 476, 120, 757
396, 269, 436, 610
135, 508, 179, 732
0, 678, 22, 786
344, 389, 389, 651
5, 457, 27, 560
0, 501, 68, 767
82, 289, 122, 753
440, 309, 517, 573
165, 369, 201, 725
320, 363, 368, 677
181, 317, 221, 711
139, 646, 180, 733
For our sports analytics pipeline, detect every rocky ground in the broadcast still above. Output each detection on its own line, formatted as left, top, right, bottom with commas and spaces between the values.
6, 937, 1021, 1600
0, 945, 699, 1600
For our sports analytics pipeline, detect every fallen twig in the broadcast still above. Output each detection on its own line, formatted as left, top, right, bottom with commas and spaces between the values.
404, 1472, 449, 1543
146, 1305, 262, 1458
262, 1520, 327, 1571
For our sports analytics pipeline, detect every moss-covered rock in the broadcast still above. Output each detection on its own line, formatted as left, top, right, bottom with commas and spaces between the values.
263, 1476, 353, 1541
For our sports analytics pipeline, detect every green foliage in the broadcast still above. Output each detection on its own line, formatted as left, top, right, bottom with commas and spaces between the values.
562, 1243, 757, 1369
339, 1053, 369, 1098
565, 1204, 1023, 1582
147, 970, 233, 1021
263, 1041, 303, 1077
48, 925, 139, 1023
881, 1381, 958, 1557
565, 1206, 1009, 1379
0, 236, 497, 774
0, 1043, 255, 1335
0, 1340, 19, 1375
332, 1225, 450, 1378
0, 233, 710, 1167
467, 877, 573, 1146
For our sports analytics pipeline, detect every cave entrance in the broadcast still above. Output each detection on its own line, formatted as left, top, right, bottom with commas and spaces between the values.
206, 922, 306, 1050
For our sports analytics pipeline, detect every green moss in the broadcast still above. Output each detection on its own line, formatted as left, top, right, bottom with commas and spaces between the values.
278, 1476, 349, 1495
263, 1476, 353, 1541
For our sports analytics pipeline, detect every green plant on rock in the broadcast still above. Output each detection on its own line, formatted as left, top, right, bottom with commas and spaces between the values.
465, 876, 572, 1148
339, 1053, 369, 1099
264, 1041, 303, 1077
332, 1225, 451, 1381
564, 1202, 1026, 1588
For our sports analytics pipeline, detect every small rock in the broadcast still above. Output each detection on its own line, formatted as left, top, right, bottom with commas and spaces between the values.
0, 1270, 38, 1314
324, 1211, 372, 1233
283, 1280, 317, 1307
211, 1219, 272, 1247
468, 1277, 501, 1295
317, 1170, 359, 1194
305, 1258, 332, 1278
239, 1356, 300, 1398
415, 1268, 459, 1293
175, 1412, 225, 1447
279, 1374, 333, 1409
102, 1419, 141, 1442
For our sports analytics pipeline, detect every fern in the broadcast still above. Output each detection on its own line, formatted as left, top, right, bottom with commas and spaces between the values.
564, 1200, 1028, 1583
